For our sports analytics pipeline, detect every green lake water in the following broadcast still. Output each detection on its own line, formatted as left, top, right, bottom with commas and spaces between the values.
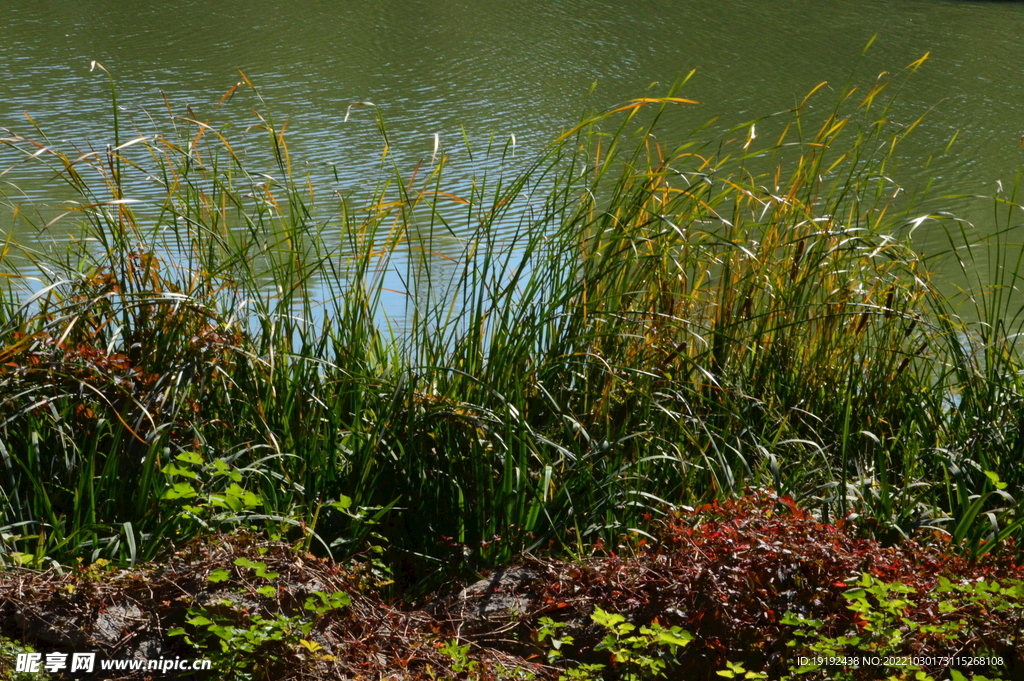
3, 0, 1024, 299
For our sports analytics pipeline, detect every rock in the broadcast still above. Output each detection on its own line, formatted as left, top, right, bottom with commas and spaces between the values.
429, 565, 544, 637
93, 602, 146, 646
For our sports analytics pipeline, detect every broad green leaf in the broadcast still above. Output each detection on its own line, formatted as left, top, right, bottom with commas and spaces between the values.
162, 482, 197, 500
207, 569, 231, 583
161, 464, 198, 479
176, 452, 204, 465
212, 458, 243, 482
984, 470, 1007, 490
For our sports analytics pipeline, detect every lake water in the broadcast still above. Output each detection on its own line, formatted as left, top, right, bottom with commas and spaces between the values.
3, 0, 1024, 301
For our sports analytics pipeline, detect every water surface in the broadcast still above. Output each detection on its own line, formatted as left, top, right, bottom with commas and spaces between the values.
3, 0, 1024, 291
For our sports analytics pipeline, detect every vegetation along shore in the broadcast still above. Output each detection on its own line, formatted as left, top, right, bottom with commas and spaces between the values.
2, 61, 1024, 679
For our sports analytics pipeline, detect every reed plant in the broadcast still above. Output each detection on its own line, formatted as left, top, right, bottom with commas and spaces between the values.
1, 62, 1022, 589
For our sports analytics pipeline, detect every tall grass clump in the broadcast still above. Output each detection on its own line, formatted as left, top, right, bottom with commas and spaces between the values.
1, 60, 1023, 589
